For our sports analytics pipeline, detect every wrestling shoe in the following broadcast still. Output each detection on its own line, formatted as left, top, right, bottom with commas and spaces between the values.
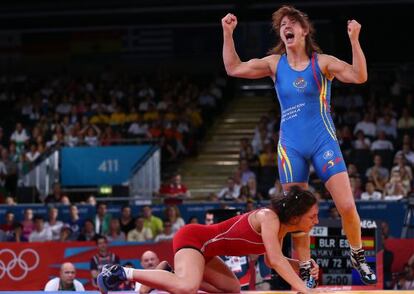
299, 261, 318, 288
350, 248, 377, 285
97, 264, 127, 293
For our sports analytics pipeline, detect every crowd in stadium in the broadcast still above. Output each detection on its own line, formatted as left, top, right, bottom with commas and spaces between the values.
0, 64, 413, 290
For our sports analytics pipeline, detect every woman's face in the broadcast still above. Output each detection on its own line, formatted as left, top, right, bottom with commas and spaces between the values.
295, 204, 319, 233
280, 16, 306, 48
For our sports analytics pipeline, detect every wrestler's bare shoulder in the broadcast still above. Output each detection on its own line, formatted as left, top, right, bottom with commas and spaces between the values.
263, 54, 281, 76
254, 208, 278, 221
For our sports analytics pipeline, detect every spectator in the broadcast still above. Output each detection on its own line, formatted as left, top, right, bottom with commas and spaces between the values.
4, 196, 17, 206
398, 108, 414, 131
217, 177, 241, 202
94, 202, 111, 235
90, 236, 120, 289
119, 205, 135, 236
106, 218, 126, 242
365, 155, 390, 191
154, 221, 175, 242
393, 263, 414, 290
7, 222, 28, 242
376, 113, 397, 140
245, 199, 256, 212
59, 224, 73, 242
77, 219, 96, 241
45, 207, 64, 241
352, 130, 371, 150
127, 216, 153, 242
242, 176, 263, 201
44, 182, 65, 204
0, 211, 15, 235
10, 122, 30, 153
350, 175, 363, 199
353, 113, 376, 139
60, 195, 71, 205
29, 215, 52, 242
86, 195, 97, 206
21, 208, 34, 240
235, 159, 256, 186
187, 216, 199, 224
360, 181, 383, 200
204, 210, 215, 225
141, 206, 163, 237
135, 251, 173, 293
44, 262, 85, 291
371, 131, 394, 151
66, 205, 83, 240
158, 173, 191, 199
391, 155, 413, 193
395, 143, 414, 167
384, 170, 408, 199
164, 205, 185, 233
259, 142, 278, 167
328, 205, 340, 220
268, 179, 283, 198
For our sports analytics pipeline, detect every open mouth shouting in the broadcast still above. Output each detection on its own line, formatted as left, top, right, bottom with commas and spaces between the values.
284, 30, 295, 44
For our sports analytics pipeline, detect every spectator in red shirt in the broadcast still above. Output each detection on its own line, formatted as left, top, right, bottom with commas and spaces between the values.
158, 173, 191, 204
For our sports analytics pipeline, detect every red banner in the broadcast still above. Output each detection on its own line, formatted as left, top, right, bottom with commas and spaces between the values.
385, 238, 414, 273
0, 241, 173, 290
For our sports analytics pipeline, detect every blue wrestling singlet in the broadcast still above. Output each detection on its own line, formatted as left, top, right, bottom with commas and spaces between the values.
275, 53, 347, 184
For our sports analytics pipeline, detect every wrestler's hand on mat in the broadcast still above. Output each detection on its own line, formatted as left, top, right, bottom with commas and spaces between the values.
221, 13, 238, 34
309, 258, 319, 280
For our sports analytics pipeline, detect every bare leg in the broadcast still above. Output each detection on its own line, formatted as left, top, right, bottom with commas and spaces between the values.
325, 172, 361, 247
200, 257, 240, 293
131, 249, 204, 294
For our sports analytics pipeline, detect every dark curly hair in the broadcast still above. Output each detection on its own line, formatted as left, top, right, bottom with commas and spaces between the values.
270, 185, 317, 224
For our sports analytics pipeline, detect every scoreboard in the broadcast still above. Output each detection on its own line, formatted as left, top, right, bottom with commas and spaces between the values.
309, 218, 378, 286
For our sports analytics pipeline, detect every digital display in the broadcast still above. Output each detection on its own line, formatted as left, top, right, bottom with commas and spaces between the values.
309, 219, 378, 286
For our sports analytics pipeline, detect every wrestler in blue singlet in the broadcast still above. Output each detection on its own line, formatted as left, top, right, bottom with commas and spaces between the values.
275, 53, 347, 184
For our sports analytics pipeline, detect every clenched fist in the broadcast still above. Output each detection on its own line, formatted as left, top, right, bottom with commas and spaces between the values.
347, 19, 361, 42
222, 13, 238, 34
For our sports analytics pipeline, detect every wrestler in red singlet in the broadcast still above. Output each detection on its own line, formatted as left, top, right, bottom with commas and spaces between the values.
173, 210, 264, 258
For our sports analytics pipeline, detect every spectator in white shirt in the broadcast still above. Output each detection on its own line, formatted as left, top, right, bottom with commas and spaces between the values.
127, 216, 153, 242
29, 215, 52, 242
44, 262, 85, 291
394, 143, 414, 167
10, 122, 30, 152
353, 113, 376, 139
360, 181, 382, 201
25, 143, 40, 162
154, 221, 174, 242
352, 130, 371, 150
45, 207, 64, 241
217, 177, 241, 201
371, 131, 394, 151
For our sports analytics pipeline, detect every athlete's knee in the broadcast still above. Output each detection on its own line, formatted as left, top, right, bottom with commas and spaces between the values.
227, 281, 241, 293
337, 201, 358, 218
173, 282, 199, 294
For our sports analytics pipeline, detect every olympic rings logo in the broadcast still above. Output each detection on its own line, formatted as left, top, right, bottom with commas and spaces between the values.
0, 249, 40, 281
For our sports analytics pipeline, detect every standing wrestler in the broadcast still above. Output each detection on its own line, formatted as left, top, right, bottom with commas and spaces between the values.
98, 186, 319, 293
221, 5, 376, 286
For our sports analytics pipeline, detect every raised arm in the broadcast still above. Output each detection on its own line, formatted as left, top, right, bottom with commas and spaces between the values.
222, 13, 274, 79
323, 20, 367, 84
258, 209, 309, 293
